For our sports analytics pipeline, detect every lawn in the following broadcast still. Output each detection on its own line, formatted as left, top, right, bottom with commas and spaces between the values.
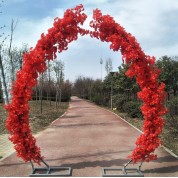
0, 100, 69, 135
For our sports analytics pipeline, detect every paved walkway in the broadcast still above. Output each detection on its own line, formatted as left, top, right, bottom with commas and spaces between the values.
0, 96, 178, 176
0, 134, 14, 159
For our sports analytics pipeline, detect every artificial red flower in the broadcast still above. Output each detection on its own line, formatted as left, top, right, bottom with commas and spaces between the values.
5, 4, 167, 164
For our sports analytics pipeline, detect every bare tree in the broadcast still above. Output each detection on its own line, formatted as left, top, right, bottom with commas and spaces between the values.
0, 2, 25, 104
38, 73, 44, 114
72, 75, 84, 97
105, 57, 113, 75
47, 61, 52, 105
73, 76, 94, 99
53, 60, 64, 108
8, 19, 18, 82
18, 43, 28, 70
0, 43, 28, 103
0, 47, 9, 103
7, 44, 28, 73
0, 1, 9, 104
0, 79, 3, 102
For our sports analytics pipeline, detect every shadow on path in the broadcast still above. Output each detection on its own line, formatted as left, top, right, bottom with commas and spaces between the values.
154, 155, 178, 163
50, 122, 119, 128
143, 165, 178, 174
60, 158, 127, 169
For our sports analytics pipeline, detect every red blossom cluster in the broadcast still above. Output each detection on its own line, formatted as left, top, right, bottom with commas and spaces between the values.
89, 9, 167, 163
5, 4, 89, 164
5, 5, 167, 164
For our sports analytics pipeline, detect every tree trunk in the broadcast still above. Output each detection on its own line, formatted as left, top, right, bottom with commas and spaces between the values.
59, 88, 62, 105
167, 92, 170, 101
173, 89, 177, 96
19, 52, 23, 70
55, 89, 58, 109
89, 87, 92, 101
40, 73, 44, 114
9, 19, 18, 82
35, 85, 38, 103
40, 89, 43, 114
0, 53, 9, 104
48, 61, 51, 106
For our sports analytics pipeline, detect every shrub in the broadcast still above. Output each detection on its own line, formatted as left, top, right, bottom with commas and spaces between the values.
102, 94, 110, 107
112, 94, 128, 112
92, 95, 103, 105
165, 114, 178, 136
166, 98, 178, 116
123, 100, 143, 118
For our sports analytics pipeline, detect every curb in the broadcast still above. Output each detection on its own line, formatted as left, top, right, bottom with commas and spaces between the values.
0, 111, 68, 162
0, 150, 15, 162
94, 102, 178, 160
94, 103, 143, 134
51, 111, 67, 125
35, 111, 68, 137
50, 111, 67, 125
161, 145, 178, 159
107, 109, 143, 134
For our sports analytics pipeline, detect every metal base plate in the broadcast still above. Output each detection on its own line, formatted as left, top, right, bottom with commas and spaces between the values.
102, 168, 144, 177
29, 167, 72, 177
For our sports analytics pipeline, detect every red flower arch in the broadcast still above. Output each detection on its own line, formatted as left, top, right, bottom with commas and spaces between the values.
5, 5, 167, 164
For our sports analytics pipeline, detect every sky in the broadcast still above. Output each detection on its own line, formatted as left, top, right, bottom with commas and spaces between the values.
1, 0, 178, 82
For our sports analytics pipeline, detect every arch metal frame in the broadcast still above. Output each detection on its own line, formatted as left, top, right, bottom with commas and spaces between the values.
5, 4, 167, 165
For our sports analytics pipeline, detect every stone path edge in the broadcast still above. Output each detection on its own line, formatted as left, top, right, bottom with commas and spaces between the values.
90, 100, 178, 160
0, 111, 67, 162
1, 97, 178, 164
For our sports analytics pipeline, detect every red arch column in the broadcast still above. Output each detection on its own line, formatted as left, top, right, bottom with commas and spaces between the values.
5, 4, 167, 164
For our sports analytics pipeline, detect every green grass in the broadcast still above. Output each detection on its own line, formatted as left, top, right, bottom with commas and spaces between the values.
0, 100, 69, 135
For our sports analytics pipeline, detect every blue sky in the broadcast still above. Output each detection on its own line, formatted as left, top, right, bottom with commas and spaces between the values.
1, 0, 178, 82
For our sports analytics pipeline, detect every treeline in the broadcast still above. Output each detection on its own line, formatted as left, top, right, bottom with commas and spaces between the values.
0, 58, 72, 105
0, 43, 72, 108
0, 2, 72, 105
0, 43, 28, 103
0, 38, 71, 107
72, 64, 141, 118
32, 60, 72, 104
73, 56, 178, 119
73, 55, 178, 153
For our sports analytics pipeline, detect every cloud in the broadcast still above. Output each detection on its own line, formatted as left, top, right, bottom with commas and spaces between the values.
2, 0, 178, 81
6, 4, 120, 82
81, 0, 178, 59
10, 6, 65, 47
148, 43, 178, 59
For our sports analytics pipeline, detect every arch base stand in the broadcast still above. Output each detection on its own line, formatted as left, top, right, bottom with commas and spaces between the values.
29, 158, 72, 177
102, 160, 144, 177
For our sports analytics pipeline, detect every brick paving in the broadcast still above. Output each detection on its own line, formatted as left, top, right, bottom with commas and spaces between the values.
0, 96, 178, 176
0, 134, 14, 159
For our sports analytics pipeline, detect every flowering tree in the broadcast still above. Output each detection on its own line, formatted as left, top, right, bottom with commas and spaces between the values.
5, 4, 167, 164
